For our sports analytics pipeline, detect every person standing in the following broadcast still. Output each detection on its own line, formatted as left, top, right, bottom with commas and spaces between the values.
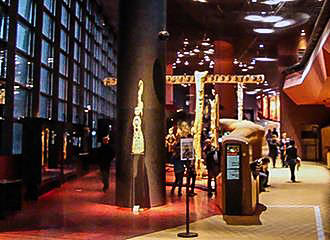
269, 135, 279, 168
171, 146, 185, 196
266, 129, 272, 151
279, 132, 289, 168
98, 135, 115, 192
203, 139, 217, 197
272, 128, 279, 138
286, 140, 298, 182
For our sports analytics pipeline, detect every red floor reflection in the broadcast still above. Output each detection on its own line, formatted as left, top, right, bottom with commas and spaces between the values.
0, 164, 221, 240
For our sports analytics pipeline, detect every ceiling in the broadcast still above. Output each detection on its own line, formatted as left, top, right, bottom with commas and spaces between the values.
98, 0, 326, 89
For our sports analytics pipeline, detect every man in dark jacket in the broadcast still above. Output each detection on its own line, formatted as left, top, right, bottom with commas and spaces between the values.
203, 139, 217, 197
99, 136, 115, 192
286, 140, 298, 182
269, 136, 279, 168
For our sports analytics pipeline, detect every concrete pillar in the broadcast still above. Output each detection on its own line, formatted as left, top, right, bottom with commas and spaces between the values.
116, 0, 166, 208
214, 40, 236, 119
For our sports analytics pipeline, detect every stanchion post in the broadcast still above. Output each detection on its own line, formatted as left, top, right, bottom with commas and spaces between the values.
178, 160, 198, 238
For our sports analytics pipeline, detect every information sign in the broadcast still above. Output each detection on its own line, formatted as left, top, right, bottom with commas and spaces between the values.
180, 138, 194, 161
226, 144, 241, 180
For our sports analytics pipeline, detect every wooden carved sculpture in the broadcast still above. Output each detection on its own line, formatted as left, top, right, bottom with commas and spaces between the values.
132, 80, 144, 155
210, 94, 219, 149
193, 71, 208, 177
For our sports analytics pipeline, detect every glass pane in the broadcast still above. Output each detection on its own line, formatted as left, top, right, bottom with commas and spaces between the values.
13, 88, 29, 118
73, 63, 80, 83
58, 78, 67, 100
41, 40, 53, 67
18, 0, 34, 23
63, 0, 70, 7
42, 12, 54, 40
16, 22, 32, 55
75, 1, 82, 21
74, 42, 80, 61
0, 49, 7, 78
73, 84, 79, 104
0, 10, 9, 41
15, 55, 33, 85
44, 0, 55, 14
74, 21, 81, 41
72, 105, 79, 124
61, 5, 69, 28
60, 30, 68, 52
58, 101, 67, 122
40, 94, 52, 118
40, 67, 52, 95
59, 53, 68, 76
12, 123, 23, 154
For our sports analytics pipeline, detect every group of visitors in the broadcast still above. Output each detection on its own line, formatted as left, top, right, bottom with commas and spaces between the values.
265, 128, 300, 183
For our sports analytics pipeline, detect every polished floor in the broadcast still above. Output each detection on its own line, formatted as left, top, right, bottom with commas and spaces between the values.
0, 162, 329, 240
0, 164, 219, 240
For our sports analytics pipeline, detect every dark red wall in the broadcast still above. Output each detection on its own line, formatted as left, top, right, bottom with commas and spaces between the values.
280, 91, 330, 159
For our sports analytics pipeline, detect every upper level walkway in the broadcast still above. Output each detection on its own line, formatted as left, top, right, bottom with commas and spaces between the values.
0, 162, 328, 240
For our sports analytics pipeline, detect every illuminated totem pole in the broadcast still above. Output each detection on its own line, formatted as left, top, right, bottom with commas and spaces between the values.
210, 94, 220, 149
192, 71, 208, 178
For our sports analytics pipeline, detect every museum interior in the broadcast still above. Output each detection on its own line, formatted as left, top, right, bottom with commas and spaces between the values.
0, 0, 329, 239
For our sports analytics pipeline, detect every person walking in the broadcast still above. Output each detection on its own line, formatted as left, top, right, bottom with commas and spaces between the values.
286, 140, 298, 182
171, 146, 185, 196
269, 135, 279, 168
98, 135, 115, 192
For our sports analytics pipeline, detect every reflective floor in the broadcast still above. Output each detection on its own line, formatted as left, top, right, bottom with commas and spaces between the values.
0, 163, 219, 240
0, 162, 328, 240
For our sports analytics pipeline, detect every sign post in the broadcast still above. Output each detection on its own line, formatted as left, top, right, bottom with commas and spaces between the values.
178, 138, 198, 238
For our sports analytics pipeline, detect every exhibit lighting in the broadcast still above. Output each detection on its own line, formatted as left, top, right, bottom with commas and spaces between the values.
242, 68, 248, 72
274, 19, 296, 28
176, 59, 181, 64
233, 59, 239, 64
248, 66, 254, 69
301, 29, 306, 36
183, 38, 189, 45
253, 28, 275, 34
239, 62, 243, 67
178, 53, 184, 58
259, 43, 264, 48
184, 60, 189, 66
193, 46, 200, 53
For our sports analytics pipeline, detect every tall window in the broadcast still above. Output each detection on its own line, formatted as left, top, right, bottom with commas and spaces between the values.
16, 22, 33, 55
18, 0, 35, 24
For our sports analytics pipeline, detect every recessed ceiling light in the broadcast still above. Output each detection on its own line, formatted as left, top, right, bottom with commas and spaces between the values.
263, 16, 283, 23
244, 15, 264, 22
253, 28, 275, 34
262, 0, 295, 5
274, 19, 296, 28
254, 57, 277, 61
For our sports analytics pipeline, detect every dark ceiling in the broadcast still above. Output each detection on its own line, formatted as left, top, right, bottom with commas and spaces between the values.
98, 0, 326, 89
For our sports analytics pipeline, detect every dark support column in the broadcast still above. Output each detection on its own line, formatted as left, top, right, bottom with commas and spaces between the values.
116, 0, 166, 208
